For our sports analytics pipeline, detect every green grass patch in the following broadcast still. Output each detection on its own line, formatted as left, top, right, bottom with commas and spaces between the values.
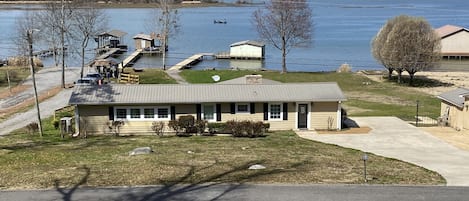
180, 69, 258, 83
0, 121, 445, 189
124, 68, 177, 84
0, 66, 31, 91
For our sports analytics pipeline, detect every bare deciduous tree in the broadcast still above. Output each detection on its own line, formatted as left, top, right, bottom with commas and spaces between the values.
372, 15, 441, 85
371, 16, 399, 80
38, 0, 74, 88
70, 1, 108, 78
149, 0, 180, 70
252, 0, 313, 73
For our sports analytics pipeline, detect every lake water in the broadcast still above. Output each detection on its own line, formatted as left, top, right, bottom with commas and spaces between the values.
1, 0, 469, 71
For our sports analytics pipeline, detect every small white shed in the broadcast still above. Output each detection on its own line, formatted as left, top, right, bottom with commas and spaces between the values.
229, 40, 265, 60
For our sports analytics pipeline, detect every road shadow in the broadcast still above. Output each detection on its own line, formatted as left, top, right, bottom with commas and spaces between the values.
115, 160, 296, 201
54, 165, 90, 201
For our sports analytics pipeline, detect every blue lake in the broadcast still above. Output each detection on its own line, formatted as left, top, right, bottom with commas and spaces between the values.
1, 0, 469, 71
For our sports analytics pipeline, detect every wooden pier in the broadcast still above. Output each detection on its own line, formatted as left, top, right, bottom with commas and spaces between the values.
121, 49, 143, 68
32, 47, 67, 57
168, 53, 214, 71
96, 48, 121, 60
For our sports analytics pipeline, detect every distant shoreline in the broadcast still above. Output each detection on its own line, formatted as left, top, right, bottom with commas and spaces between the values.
0, 1, 258, 10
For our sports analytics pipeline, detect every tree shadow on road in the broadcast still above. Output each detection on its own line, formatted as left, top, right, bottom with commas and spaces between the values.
54, 165, 90, 201
115, 160, 297, 201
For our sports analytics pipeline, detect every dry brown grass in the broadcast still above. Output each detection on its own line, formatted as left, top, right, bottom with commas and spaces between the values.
0, 131, 445, 189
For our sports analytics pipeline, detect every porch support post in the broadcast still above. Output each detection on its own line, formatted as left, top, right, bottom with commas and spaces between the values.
337, 101, 342, 130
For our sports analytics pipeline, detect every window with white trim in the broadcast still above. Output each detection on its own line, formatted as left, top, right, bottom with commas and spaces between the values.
269, 103, 282, 120
202, 104, 215, 121
116, 108, 127, 119
157, 107, 169, 119
236, 103, 250, 113
130, 108, 141, 119
115, 106, 170, 121
144, 108, 155, 119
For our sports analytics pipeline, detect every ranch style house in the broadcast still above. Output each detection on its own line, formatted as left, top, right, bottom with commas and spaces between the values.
68, 75, 346, 135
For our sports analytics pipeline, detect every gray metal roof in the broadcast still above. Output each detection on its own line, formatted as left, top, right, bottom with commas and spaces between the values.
437, 88, 469, 108
98, 30, 127, 38
69, 83, 346, 105
230, 40, 265, 47
133, 33, 153, 41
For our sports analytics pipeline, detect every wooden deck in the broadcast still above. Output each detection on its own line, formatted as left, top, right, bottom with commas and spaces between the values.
121, 49, 143, 68
168, 53, 214, 71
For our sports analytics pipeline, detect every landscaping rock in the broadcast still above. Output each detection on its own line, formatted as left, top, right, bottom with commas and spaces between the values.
129, 147, 153, 156
248, 164, 266, 170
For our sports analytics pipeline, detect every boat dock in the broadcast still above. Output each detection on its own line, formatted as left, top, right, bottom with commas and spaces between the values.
96, 48, 121, 60
32, 47, 67, 57
168, 53, 214, 71
121, 49, 143, 68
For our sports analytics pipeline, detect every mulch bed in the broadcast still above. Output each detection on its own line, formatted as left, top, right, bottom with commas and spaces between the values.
316, 127, 372, 134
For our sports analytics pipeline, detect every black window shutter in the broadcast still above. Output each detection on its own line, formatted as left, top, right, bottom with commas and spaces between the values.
250, 103, 255, 114
263, 103, 268, 120
196, 104, 201, 120
230, 103, 235, 114
109, 106, 114, 120
216, 104, 221, 121
170, 106, 176, 120
283, 103, 288, 120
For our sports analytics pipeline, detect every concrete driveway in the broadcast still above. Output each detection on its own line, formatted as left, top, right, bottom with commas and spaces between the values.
296, 117, 469, 186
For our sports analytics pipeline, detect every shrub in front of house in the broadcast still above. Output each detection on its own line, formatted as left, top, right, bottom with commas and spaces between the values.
151, 121, 165, 136
194, 120, 207, 135
168, 120, 182, 135
225, 120, 267, 138
26, 122, 39, 134
178, 115, 197, 135
207, 122, 230, 134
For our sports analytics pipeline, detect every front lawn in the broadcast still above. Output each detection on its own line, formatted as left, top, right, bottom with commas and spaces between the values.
0, 124, 444, 189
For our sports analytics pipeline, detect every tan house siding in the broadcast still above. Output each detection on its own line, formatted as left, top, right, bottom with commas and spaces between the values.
221, 103, 262, 121
78, 105, 110, 135
441, 101, 465, 130
441, 31, 469, 55
134, 39, 152, 50
465, 98, 469, 130
311, 102, 339, 130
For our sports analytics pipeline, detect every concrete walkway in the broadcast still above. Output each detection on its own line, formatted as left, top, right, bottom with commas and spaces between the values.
166, 69, 188, 84
0, 67, 81, 136
296, 117, 469, 186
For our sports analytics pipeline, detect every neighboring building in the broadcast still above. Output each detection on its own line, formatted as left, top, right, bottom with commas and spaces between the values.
133, 33, 155, 50
95, 29, 128, 49
437, 88, 469, 130
229, 40, 265, 59
435, 25, 469, 59
68, 75, 346, 135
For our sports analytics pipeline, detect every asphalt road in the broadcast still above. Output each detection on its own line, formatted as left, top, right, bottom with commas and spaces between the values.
0, 67, 81, 136
1, 184, 468, 201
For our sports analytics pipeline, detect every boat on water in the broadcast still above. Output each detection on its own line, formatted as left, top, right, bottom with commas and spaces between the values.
213, 19, 227, 24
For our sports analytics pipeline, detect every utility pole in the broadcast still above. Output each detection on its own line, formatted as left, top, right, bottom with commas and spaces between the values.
60, 0, 66, 88
162, 8, 168, 70
27, 29, 43, 137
